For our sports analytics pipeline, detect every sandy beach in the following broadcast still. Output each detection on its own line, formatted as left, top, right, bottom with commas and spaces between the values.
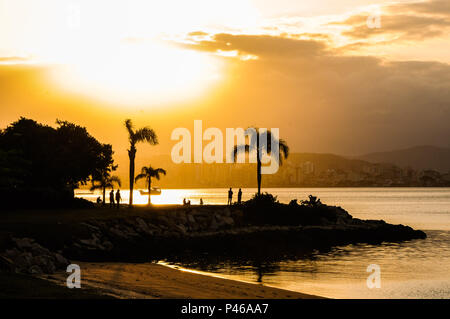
42, 262, 321, 299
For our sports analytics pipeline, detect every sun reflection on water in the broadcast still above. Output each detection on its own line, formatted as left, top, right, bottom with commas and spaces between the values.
75, 188, 229, 205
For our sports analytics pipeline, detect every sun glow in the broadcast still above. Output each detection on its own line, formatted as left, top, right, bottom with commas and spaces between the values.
1, 0, 261, 106
49, 41, 222, 106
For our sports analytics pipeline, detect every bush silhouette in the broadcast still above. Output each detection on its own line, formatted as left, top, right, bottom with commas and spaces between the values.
0, 117, 115, 208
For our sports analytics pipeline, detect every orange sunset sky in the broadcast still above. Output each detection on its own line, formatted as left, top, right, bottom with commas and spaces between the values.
1, 0, 449, 174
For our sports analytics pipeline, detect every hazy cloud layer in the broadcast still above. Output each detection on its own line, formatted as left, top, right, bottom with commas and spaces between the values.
0, 56, 31, 63
181, 30, 450, 153
183, 33, 327, 58
336, 0, 450, 42
389, 0, 450, 15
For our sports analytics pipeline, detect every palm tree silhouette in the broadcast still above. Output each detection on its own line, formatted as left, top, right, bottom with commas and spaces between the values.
90, 170, 121, 205
233, 128, 289, 196
125, 119, 158, 207
135, 166, 166, 205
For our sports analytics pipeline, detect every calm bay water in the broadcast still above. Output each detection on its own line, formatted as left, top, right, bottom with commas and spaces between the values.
76, 187, 450, 298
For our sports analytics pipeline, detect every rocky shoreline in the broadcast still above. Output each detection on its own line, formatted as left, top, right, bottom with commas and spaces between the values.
0, 203, 426, 274
0, 237, 69, 274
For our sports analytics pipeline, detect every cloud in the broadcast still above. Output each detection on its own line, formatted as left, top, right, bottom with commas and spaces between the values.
0, 56, 31, 64
388, 0, 450, 15
180, 30, 450, 153
335, 0, 450, 41
342, 13, 450, 40
178, 1, 450, 60
180, 33, 328, 59
187, 31, 209, 37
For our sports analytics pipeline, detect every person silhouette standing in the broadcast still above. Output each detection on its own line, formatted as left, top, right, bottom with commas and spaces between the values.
227, 188, 233, 205
109, 189, 115, 208
237, 188, 242, 204
115, 190, 121, 209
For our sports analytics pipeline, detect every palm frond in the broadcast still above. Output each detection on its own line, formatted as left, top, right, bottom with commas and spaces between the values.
232, 144, 250, 161
104, 182, 114, 188
246, 127, 258, 149
232, 127, 290, 165
124, 119, 134, 138
133, 127, 158, 145
89, 184, 103, 191
155, 168, 167, 175
258, 129, 275, 153
153, 168, 167, 180
110, 175, 122, 187
279, 139, 289, 159
135, 165, 166, 183
135, 173, 147, 183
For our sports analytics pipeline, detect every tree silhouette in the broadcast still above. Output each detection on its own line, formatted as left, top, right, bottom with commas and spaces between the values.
135, 165, 166, 205
125, 119, 158, 207
0, 117, 115, 208
90, 165, 121, 205
233, 128, 289, 196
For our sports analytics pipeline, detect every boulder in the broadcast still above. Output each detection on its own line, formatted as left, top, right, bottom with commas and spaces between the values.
78, 233, 111, 251
209, 219, 219, 231
177, 211, 187, 223
80, 222, 100, 232
232, 210, 244, 219
135, 217, 149, 229
28, 265, 43, 274
32, 255, 56, 273
0, 255, 15, 272
4, 248, 20, 259
54, 253, 69, 268
156, 215, 171, 226
15, 252, 33, 269
174, 224, 187, 235
135, 217, 156, 235
13, 238, 35, 250
223, 208, 231, 217
108, 226, 130, 239
102, 240, 114, 251
30, 242, 51, 256
222, 216, 235, 226
187, 214, 196, 224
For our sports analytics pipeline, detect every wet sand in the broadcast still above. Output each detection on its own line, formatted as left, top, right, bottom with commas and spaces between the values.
43, 262, 322, 299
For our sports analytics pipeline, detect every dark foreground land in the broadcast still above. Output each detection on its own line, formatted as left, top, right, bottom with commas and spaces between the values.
0, 272, 110, 299
0, 199, 426, 298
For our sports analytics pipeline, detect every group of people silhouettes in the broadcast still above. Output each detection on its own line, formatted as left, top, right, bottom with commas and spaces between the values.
183, 198, 204, 205
109, 189, 121, 209
97, 189, 242, 207
96, 189, 121, 208
180, 189, 242, 206
228, 188, 242, 205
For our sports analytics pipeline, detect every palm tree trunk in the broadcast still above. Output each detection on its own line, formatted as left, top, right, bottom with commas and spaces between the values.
257, 159, 262, 196
148, 178, 152, 205
128, 146, 136, 207
102, 187, 106, 206
256, 135, 262, 196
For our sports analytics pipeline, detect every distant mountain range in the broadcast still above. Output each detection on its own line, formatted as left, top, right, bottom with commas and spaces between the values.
354, 146, 450, 172
101, 146, 450, 189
